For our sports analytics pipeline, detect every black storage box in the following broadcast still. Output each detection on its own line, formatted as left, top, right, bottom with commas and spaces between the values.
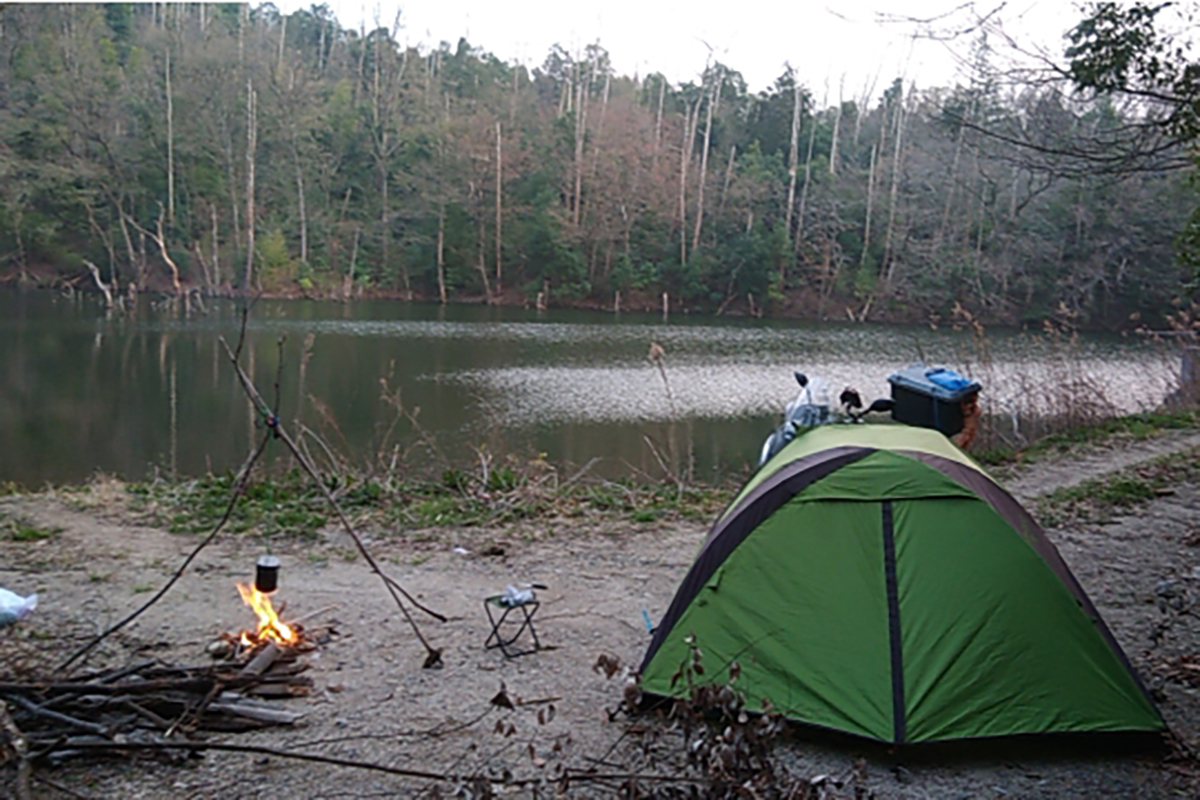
887, 363, 981, 436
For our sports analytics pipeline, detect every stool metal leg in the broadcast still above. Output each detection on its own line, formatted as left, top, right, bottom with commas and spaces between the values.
484, 599, 541, 657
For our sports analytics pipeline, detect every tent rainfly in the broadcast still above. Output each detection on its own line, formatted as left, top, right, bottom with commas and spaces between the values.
639, 425, 1163, 743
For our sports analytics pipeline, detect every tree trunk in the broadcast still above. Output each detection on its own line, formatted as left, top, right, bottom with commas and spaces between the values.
291, 132, 308, 265
718, 144, 737, 219
652, 76, 666, 171
85, 260, 114, 309
343, 227, 359, 300
277, 11, 287, 74
476, 200, 492, 303
795, 88, 820, 255
436, 200, 447, 304
829, 77, 843, 176
141, 203, 182, 295
589, 71, 611, 186
165, 46, 175, 225
117, 201, 141, 286
495, 120, 503, 296
860, 143, 877, 268
691, 70, 719, 254
678, 106, 691, 266
784, 79, 801, 251
572, 59, 590, 227
191, 241, 212, 291
380, 130, 389, 282
244, 78, 257, 291
882, 89, 908, 286
211, 203, 220, 290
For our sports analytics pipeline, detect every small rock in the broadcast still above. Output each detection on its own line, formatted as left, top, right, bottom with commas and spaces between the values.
891, 765, 912, 784
1155, 578, 1179, 598
206, 639, 234, 659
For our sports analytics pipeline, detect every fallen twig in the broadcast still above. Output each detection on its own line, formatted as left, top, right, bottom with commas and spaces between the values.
4, 695, 109, 738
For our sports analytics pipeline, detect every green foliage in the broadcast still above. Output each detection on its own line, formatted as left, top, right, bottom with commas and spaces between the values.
258, 228, 296, 289
0, 3, 1188, 323
5, 520, 60, 542
128, 472, 334, 537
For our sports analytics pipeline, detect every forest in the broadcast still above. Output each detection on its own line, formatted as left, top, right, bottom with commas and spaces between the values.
0, 2, 1194, 328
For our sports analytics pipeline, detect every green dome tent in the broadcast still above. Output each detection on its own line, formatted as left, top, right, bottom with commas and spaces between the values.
639, 424, 1163, 743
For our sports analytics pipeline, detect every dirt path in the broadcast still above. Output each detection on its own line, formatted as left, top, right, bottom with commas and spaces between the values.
1001, 429, 1200, 502
3, 431, 1200, 799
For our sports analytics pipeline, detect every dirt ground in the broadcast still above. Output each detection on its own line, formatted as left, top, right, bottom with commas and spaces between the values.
4, 429, 1200, 799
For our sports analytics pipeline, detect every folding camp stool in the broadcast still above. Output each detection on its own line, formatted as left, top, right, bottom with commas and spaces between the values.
484, 584, 545, 657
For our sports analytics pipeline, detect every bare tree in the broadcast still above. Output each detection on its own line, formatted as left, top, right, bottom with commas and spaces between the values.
495, 120, 503, 296
244, 77, 257, 290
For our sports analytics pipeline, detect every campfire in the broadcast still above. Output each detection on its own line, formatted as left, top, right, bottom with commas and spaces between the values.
206, 580, 320, 662
235, 582, 300, 648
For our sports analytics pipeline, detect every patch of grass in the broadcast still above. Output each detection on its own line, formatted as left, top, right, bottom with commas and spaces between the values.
984, 409, 1200, 467
2, 513, 62, 542
129, 470, 346, 537
1036, 446, 1200, 525
10, 524, 59, 542
88, 572, 111, 583
133, 583, 154, 593
122, 458, 737, 539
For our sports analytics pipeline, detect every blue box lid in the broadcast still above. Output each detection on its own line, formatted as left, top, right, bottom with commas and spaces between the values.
887, 363, 981, 402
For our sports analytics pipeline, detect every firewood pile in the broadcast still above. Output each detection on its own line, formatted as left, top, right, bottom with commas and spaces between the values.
0, 642, 310, 766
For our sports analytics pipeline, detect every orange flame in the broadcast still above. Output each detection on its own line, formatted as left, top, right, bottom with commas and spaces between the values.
236, 582, 298, 645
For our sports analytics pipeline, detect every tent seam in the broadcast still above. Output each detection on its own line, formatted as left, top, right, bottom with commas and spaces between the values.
882, 499, 906, 744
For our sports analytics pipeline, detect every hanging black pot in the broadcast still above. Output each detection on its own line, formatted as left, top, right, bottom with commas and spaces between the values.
255, 555, 281, 594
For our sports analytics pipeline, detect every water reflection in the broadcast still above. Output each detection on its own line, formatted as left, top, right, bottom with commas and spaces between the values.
0, 290, 1179, 486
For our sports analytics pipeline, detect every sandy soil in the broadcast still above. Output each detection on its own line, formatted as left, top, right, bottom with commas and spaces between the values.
3, 432, 1200, 799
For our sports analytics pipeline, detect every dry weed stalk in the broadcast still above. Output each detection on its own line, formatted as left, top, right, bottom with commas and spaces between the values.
601, 643, 865, 799
946, 301, 1135, 451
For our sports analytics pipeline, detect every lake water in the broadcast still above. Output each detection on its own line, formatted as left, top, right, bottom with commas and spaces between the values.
0, 290, 1179, 487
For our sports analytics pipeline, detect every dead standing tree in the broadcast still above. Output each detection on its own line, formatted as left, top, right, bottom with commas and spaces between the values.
122, 203, 182, 297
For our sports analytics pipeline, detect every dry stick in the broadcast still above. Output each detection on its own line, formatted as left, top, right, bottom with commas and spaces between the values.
642, 435, 684, 497
1, 700, 32, 800
33, 775, 97, 800
57, 434, 273, 674
46, 739, 701, 789
217, 337, 445, 663
4, 695, 109, 738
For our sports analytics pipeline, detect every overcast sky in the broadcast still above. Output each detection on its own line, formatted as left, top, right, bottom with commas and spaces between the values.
279, 1, 1086, 96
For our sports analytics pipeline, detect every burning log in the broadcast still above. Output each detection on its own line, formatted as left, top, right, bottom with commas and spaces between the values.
238, 642, 281, 678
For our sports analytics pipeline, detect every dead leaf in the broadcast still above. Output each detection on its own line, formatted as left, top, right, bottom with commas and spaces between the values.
491, 682, 515, 710
593, 653, 621, 679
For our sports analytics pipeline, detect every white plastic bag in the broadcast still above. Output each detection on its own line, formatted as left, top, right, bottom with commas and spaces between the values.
0, 587, 37, 627
500, 584, 534, 607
